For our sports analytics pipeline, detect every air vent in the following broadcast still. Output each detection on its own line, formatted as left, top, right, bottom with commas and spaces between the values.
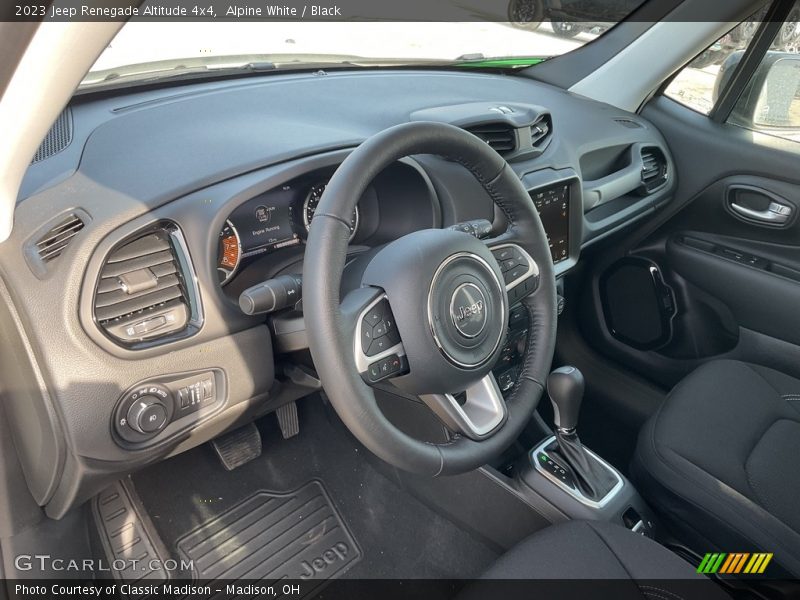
94, 224, 201, 346
31, 108, 73, 164
640, 147, 668, 193
466, 123, 517, 155
35, 213, 85, 262
614, 118, 643, 129
530, 114, 552, 148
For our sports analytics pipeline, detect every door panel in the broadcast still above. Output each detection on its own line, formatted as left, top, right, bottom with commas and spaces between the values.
577, 97, 800, 388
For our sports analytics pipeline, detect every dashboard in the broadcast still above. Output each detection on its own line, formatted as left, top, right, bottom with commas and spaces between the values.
3, 68, 675, 518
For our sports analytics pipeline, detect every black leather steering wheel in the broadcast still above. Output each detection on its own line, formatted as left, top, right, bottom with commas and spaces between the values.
303, 121, 557, 476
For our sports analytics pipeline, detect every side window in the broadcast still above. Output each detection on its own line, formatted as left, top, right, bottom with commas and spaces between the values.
664, 2, 800, 144
664, 15, 764, 115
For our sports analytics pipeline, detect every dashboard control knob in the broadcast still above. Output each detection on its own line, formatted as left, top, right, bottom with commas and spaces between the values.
126, 395, 168, 434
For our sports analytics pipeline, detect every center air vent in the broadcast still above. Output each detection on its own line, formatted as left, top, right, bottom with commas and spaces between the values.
465, 123, 517, 156
640, 147, 668, 193
93, 223, 201, 347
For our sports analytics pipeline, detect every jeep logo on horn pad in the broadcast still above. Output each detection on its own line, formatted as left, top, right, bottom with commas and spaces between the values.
450, 283, 488, 338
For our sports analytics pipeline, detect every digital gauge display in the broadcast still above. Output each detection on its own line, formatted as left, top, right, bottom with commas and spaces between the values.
217, 220, 241, 286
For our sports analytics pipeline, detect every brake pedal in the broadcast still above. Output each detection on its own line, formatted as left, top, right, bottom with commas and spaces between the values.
211, 422, 262, 471
276, 401, 300, 439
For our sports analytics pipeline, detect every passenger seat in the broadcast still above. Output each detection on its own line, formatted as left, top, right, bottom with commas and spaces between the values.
633, 359, 800, 578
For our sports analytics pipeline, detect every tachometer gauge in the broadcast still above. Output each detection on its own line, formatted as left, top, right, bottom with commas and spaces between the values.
303, 182, 359, 241
217, 220, 241, 286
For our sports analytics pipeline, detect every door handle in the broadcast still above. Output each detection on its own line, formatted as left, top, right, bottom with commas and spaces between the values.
730, 200, 793, 225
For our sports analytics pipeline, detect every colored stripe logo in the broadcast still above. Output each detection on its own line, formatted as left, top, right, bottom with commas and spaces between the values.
697, 553, 773, 574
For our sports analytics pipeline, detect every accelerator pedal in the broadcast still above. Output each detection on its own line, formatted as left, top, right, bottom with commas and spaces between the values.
211, 422, 262, 471
276, 400, 300, 439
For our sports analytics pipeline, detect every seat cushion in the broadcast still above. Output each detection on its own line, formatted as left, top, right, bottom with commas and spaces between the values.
633, 359, 800, 577
460, 521, 728, 600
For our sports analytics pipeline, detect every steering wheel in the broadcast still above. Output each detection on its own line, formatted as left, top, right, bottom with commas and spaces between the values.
303, 121, 557, 476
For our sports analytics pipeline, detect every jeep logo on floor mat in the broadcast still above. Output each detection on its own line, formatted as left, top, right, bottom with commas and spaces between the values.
299, 542, 352, 579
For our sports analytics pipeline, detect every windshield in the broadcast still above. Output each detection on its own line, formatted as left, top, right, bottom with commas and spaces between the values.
83, 12, 643, 89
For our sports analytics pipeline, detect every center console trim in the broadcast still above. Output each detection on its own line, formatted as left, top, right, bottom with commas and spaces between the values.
532, 435, 624, 509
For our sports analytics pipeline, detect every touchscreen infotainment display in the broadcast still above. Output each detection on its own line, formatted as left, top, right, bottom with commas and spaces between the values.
530, 183, 570, 264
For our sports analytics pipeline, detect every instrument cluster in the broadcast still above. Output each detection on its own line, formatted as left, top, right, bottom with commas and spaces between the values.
216, 178, 362, 286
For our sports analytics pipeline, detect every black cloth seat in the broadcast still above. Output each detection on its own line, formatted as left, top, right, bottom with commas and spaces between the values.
460, 520, 728, 599
633, 359, 800, 578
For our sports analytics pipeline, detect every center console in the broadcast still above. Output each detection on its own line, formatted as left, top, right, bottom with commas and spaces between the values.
513, 365, 657, 538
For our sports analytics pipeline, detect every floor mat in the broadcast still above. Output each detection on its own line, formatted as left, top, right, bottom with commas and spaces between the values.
132, 397, 498, 583
177, 481, 360, 591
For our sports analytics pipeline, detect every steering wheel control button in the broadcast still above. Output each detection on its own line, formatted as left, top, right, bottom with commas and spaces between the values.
491, 244, 540, 306
503, 265, 528, 284
364, 303, 385, 327
450, 283, 488, 339
367, 337, 391, 356
492, 247, 515, 262
361, 298, 402, 357
367, 354, 407, 383
384, 318, 400, 345
355, 296, 407, 382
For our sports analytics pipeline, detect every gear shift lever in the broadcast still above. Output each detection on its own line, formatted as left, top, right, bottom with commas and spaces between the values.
547, 366, 584, 433
545, 366, 617, 501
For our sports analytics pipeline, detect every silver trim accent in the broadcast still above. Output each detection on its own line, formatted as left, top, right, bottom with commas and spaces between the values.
489, 243, 540, 291
169, 226, 205, 331
532, 435, 624, 509
353, 294, 405, 375
421, 373, 506, 439
730, 200, 792, 225
426, 252, 506, 369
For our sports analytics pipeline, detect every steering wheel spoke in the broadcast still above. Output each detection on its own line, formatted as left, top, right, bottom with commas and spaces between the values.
420, 373, 507, 440
485, 239, 541, 307
342, 287, 409, 385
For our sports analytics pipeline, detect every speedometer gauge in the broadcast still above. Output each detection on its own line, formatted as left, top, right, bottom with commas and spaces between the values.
217, 220, 241, 286
303, 182, 359, 241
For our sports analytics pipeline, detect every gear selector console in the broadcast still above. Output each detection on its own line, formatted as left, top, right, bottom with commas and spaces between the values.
515, 366, 658, 537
